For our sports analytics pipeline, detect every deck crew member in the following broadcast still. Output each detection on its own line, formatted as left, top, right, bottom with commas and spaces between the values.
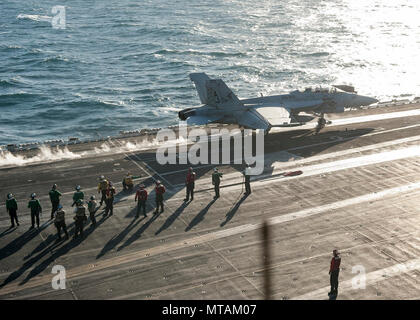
315, 113, 326, 135
135, 184, 148, 218
154, 180, 166, 214
49, 184, 62, 220
28, 193, 42, 229
53, 204, 69, 240
73, 199, 87, 238
184, 167, 196, 202
122, 172, 133, 191
243, 165, 251, 195
98, 176, 109, 206
212, 168, 223, 199
329, 249, 341, 296
6, 193, 19, 228
72, 185, 84, 207
88, 195, 97, 226
104, 181, 116, 216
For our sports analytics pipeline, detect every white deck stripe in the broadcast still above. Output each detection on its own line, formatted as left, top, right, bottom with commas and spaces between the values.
271, 108, 420, 133
332, 109, 420, 126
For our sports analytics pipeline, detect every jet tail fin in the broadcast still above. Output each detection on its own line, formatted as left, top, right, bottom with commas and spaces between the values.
189, 73, 210, 104
189, 73, 241, 106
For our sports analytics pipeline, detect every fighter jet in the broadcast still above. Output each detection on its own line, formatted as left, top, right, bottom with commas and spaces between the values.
179, 73, 378, 133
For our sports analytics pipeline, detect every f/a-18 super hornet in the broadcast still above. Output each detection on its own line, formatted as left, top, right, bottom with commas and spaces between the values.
178, 73, 378, 134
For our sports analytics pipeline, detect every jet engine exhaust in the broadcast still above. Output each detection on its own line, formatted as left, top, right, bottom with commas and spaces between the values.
178, 108, 196, 121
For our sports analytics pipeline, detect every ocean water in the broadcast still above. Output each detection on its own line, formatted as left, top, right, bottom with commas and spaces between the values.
1, 0, 419, 145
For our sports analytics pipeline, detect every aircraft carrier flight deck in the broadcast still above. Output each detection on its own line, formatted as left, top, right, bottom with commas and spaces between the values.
1, 101, 420, 300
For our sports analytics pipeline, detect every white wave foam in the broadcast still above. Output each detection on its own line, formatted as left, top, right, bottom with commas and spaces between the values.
0, 145, 82, 167
0, 136, 189, 168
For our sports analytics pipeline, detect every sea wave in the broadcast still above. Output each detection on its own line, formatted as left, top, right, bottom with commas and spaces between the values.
0, 79, 16, 87
0, 92, 40, 107
153, 49, 246, 58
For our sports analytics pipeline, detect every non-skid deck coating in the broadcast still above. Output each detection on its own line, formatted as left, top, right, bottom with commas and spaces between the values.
0, 103, 420, 300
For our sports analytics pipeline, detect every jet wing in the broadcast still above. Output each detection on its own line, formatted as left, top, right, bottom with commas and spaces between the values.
237, 109, 271, 131
254, 106, 292, 126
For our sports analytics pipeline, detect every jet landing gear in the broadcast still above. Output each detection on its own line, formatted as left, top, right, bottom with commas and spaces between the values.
315, 114, 327, 135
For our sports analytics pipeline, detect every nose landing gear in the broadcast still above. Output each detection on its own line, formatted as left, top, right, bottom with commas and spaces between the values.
315, 113, 327, 135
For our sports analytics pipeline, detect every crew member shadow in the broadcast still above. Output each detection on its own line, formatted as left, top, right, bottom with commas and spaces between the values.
0, 221, 52, 261
220, 193, 249, 227
155, 202, 190, 235
184, 199, 216, 232
23, 209, 101, 261
0, 214, 110, 288
0, 226, 17, 239
96, 210, 146, 259
117, 212, 161, 252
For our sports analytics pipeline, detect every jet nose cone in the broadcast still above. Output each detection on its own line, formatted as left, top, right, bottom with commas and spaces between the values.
364, 96, 379, 105
353, 95, 378, 107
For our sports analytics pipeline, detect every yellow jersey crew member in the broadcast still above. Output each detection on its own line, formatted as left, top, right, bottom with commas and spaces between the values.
104, 182, 116, 216
53, 204, 69, 241
98, 176, 109, 206
122, 172, 140, 191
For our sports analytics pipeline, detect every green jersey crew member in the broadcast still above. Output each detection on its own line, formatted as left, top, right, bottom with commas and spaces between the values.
72, 185, 84, 207
28, 193, 42, 229
6, 193, 19, 228
49, 184, 62, 220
